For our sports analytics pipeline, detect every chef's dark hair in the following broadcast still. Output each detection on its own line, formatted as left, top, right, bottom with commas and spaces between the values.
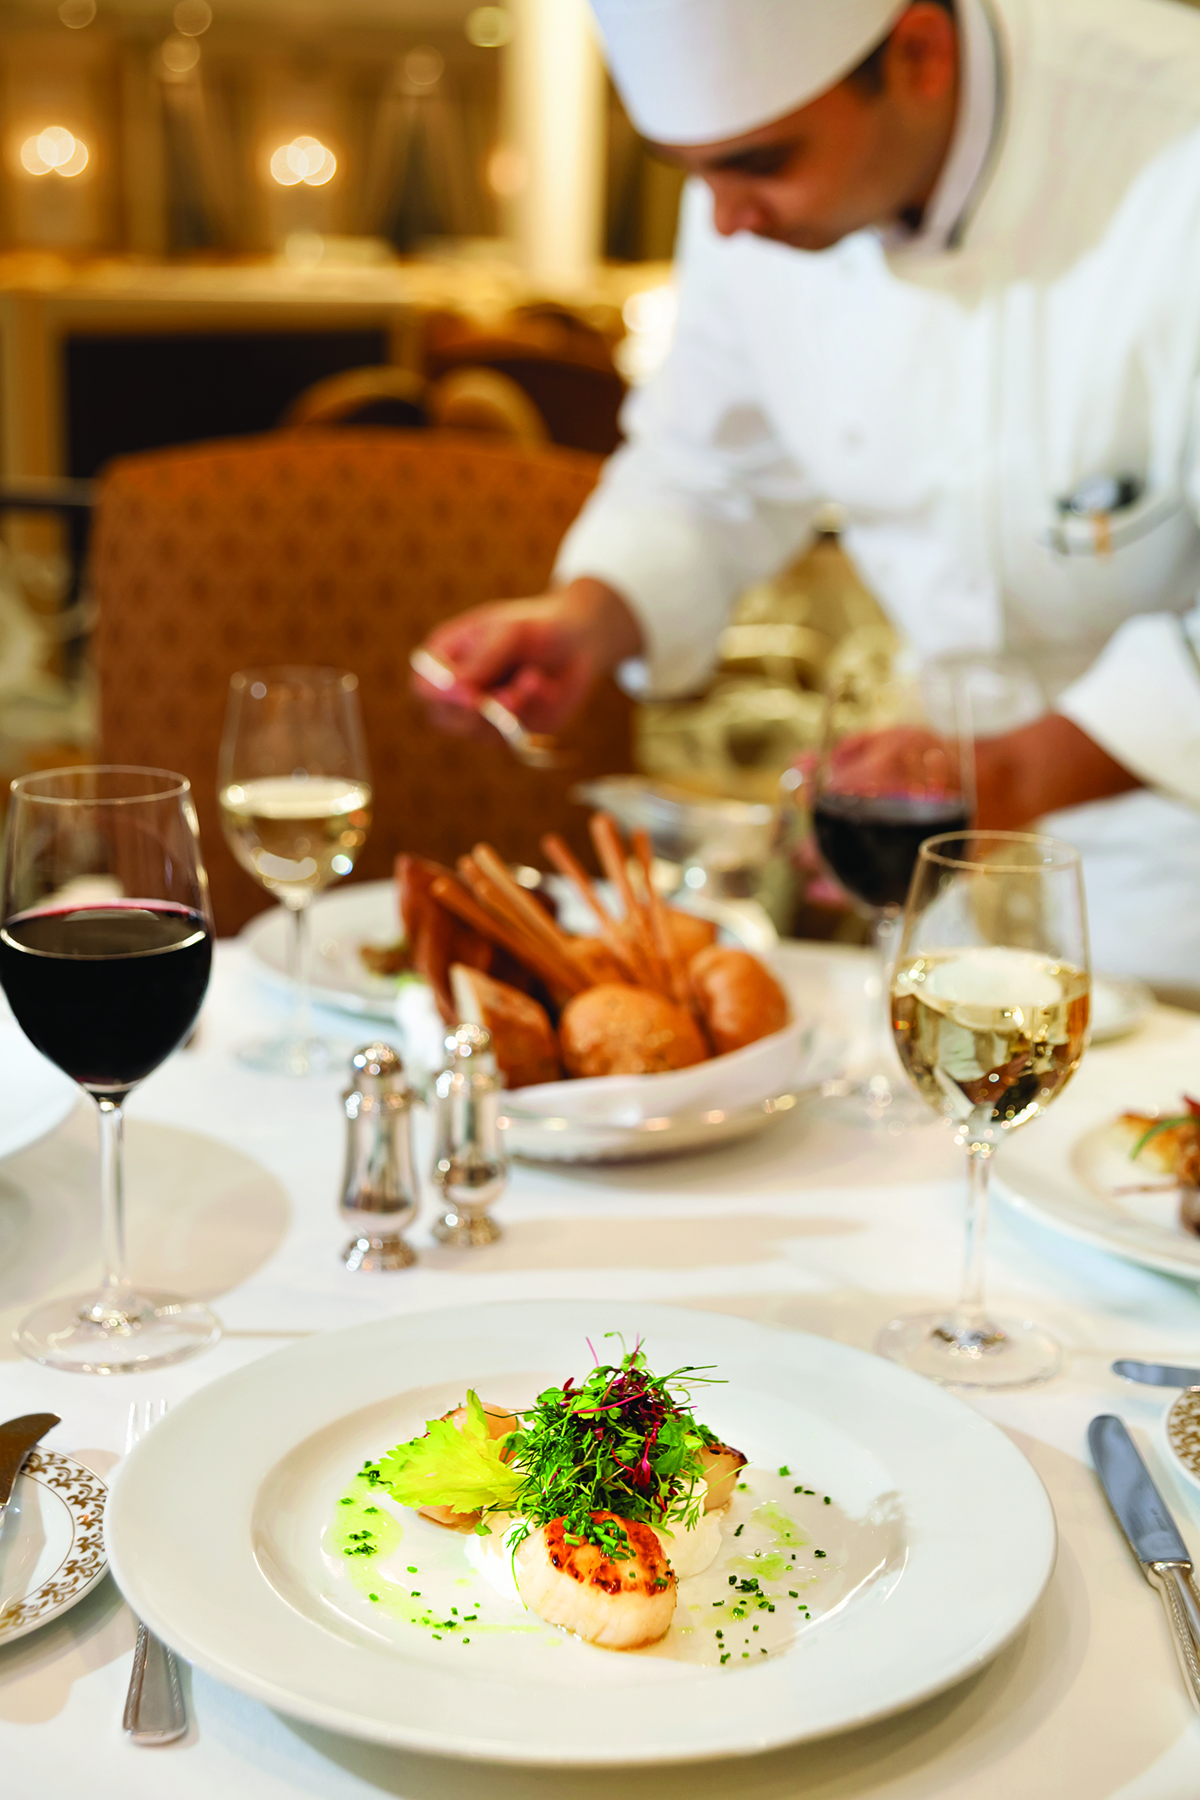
847, 0, 956, 96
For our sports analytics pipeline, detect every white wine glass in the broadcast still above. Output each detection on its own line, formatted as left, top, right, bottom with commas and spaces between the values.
1, 766, 219, 1373
877, 831, 1090, 1387
218, 666, 371, 1076
807, 661, 973, 1128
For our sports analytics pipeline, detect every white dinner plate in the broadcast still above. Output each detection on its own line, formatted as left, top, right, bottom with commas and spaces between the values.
994, 1020, 1200, 1279
0, 1021, 77, 1161
0, 1450, 108, 1646
241, 878, 777, 1024
105, 1300, 1056, 1767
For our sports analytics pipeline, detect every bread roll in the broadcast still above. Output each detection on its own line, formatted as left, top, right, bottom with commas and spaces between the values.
560, 983, 708, 1078
663, 908, 718, 960
451, 964, 560, 1089
688, 947, 789, 1055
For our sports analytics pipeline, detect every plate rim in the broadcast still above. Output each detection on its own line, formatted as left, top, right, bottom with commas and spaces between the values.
103, 1300, 1056, 1767
0, 1449, 108, 1647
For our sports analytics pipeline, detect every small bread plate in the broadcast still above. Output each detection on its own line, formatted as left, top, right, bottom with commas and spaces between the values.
0, 1019, 77, 1163
1163, 1389, 1200, 1498
0, 1450, 108, 1647
241, 877, 777, 1025
994, 1015, 1200, 1279
104, 1300, 1056, 1768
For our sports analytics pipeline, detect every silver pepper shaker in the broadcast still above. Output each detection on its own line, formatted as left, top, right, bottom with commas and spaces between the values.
430, 1024, 507, 1247
339, 1042, 419, 1271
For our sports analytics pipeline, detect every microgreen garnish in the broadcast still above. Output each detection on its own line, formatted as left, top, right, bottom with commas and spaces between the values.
503, 1338, 719, 1555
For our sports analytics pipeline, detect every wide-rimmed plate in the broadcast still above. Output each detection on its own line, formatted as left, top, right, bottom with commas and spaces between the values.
995, 1015, 1200, 1278
0, 1450, 108, 1646
104, 1300, 1055, 1767
0, 1021, 77, 1162
240, 878, 777, 1023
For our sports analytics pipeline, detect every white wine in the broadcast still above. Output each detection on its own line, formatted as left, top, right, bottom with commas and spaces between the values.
219, 776, 372, 905
891, 946, 1090, 1140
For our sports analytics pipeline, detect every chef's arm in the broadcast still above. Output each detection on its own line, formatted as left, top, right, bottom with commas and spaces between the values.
412, 181, 817, 733
973, 714, 1141, 830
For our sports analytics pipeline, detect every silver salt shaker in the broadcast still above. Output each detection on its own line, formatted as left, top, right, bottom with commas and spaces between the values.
339, 1042, 419, 1270
430, 1024, 507, 1247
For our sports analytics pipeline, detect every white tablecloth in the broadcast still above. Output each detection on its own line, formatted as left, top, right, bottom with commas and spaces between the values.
4, 938, 1200, 1798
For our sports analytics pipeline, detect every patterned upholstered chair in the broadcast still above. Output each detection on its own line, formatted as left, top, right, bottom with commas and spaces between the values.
91, 429, 632, 935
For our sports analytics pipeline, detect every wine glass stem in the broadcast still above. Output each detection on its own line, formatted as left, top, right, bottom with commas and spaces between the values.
954, 1142, 995, 1337
90, 1096, 135, 1324
870, 912, 900, 1070
288, 897, 314, 1054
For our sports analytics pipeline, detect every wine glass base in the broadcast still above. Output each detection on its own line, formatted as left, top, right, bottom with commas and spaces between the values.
235, 1034, 347, 1077
818, 1072, 933, 1132
15, 1290, 221, 1375
874, 1309, 1062, 1389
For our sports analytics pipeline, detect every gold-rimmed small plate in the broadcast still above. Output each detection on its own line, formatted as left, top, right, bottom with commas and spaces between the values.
0, 1449, 108, 1646
1163, 1390, 1200, 1498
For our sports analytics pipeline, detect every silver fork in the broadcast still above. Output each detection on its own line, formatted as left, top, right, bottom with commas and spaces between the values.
122, 1400, 187, 1745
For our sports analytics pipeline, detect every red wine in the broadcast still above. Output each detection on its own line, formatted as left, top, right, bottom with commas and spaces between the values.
0, 903, 211, 1094
813, 793, 970, 911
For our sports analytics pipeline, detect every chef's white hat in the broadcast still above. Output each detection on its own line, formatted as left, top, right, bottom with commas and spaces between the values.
589, 0, 910, 145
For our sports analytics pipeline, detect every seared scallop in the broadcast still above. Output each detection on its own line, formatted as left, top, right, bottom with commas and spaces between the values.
514, 1511, 676, 1648
698, 1440, 747, 1510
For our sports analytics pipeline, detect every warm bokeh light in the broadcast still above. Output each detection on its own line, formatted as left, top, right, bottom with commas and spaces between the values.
161, 33, 202, 73
404, 46, 444, 88
58, 0, 96, 26
269, 137, 337, 187
486, 144, 527, 198
20, 127, 89, 177
466, 7, 512, 48
173, 0, 213, 33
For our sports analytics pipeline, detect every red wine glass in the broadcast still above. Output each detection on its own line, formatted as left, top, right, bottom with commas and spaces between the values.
1, 766, 219, 1373
808, 665, 974, 1128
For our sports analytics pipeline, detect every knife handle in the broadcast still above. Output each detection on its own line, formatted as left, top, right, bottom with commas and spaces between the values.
1148, 1563, 1200, 1713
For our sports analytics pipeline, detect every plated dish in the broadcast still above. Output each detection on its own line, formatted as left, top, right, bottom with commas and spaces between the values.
105, 1300, 1056, 1766
0, 1450, 108, 1647
995, 1023, 1200, 1278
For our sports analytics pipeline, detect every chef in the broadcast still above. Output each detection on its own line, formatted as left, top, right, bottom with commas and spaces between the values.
412, 0, 1200, 987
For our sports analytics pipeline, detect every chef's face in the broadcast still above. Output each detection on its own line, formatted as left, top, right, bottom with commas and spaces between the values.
653, 4, 959, 253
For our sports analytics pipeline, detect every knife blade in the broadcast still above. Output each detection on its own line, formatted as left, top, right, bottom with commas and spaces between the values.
1113, 1359, 1200, 1388
1090, 1414, 1200, 1711
0, 1413, 59, 1531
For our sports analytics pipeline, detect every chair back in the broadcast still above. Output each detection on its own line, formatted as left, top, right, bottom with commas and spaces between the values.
92, 429, 632, 935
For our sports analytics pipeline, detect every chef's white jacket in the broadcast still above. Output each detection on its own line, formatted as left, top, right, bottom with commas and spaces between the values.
556, 0, 1200, 985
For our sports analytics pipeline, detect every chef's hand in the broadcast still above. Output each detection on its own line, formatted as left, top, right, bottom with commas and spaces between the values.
828, 726, 954, 793
410, 578, 643, 739
823, 716, 1140, 826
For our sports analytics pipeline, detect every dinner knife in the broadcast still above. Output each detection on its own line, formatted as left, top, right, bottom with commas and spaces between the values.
0, 1414, 59, 1532
1113, 1360, 1200, 1389
1090, 1414, 1200, 1712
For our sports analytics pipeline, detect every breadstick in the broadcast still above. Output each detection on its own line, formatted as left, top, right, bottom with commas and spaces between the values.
632, 829, 693, 1010
455, 857, 590, 996
540, 833, 645, 986
589, 813, 669, 995
470, 844, 596, 978
431, 875, 587, 997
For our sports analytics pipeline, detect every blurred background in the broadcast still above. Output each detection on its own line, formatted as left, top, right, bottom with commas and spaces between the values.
0, 0, 910, 936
